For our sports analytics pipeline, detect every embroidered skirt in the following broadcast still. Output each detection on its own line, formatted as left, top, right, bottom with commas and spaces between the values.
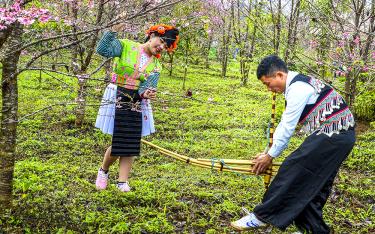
111, 86, 142, 156
96, 84, 147, 157
95, 84, 156, 137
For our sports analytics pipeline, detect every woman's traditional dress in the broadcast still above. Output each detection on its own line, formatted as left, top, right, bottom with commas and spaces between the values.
95, 31, 161, 156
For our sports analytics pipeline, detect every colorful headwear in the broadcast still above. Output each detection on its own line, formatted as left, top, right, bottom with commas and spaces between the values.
146, 24, 180, 53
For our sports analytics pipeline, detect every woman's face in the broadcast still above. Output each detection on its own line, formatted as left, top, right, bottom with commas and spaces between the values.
147, 35, 168, 55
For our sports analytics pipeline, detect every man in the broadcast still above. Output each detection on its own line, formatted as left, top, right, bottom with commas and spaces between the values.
230, 55, 355, 233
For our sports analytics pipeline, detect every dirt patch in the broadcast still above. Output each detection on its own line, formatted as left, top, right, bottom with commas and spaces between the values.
355, 120, 371, 135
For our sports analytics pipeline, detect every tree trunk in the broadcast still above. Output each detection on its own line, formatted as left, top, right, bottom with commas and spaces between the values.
205, 34, 213, 69
221, 17, 231, 78
275, 0, 282, 55
169, 53, 174, 76
74, 0, 105, 126
182, 39, 189, 90
104, 59, 112, 82
284, 0, 300, 64
75, 75, 88, 126
0, 22, 23, 210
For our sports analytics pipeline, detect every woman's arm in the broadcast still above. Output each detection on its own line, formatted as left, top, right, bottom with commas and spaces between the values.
96, 31, 123, 58
139, 73, 160, 99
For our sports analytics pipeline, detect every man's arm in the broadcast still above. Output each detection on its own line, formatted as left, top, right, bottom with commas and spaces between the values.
267, 82, 315, 157
252, 82, 315, 175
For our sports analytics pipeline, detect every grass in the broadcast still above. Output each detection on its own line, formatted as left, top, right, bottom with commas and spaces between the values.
0, 60, 374, 233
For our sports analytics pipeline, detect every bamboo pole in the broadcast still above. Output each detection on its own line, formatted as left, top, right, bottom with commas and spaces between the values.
263, 92, 277, 189
141, 139, 280, 187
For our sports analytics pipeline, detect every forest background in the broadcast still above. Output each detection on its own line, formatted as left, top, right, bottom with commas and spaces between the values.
0, 0, 374, 233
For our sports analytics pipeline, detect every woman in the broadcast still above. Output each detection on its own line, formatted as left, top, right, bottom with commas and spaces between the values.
94, 23, 179, 192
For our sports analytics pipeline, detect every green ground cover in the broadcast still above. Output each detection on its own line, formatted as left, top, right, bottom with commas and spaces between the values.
1, 62, 374, 233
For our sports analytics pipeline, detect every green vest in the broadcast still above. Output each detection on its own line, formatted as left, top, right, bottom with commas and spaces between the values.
113, 39, 162, 90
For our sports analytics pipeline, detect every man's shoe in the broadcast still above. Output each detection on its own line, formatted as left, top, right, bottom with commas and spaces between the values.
95, 168, 109, 190
230, 213, 267, 230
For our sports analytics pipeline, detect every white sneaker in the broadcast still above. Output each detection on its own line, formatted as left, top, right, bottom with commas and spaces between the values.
117, 181, 131, 192
230, 213, 267, 230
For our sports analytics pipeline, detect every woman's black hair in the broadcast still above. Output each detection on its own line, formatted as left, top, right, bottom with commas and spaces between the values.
145, 28, 179, 48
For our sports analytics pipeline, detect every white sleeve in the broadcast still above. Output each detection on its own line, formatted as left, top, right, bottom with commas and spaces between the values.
268, 82, 315, 157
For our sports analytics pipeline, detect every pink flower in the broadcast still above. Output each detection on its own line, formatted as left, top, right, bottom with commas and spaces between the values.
353, 36, 360, 45
39, 14, 52, 23
18, 17, 35, 25
111, 74, 117, 82
88, 0, 95, 8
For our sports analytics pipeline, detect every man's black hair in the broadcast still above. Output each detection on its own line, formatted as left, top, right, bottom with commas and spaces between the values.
256, 55, 288, 79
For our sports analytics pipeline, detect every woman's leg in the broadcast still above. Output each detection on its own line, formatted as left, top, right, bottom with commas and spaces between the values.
115, 156, 134, 192
96, 146, 118, 190
118, 156, 135, 182
101, 146, 118, 171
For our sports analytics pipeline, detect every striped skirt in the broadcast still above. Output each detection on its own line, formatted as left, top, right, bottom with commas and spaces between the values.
95, 84, 142, 157
111, 86, 142, 156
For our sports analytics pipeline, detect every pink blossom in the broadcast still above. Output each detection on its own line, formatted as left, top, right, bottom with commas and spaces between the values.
12, 2, 21, 12
353, 36, 360, 45
18, 17, 35, 25
64, 19, 73, 26
372, 51, 375, 59
39, 14, 52, 23
1, 15, 17, 24
338, 40, 345, 47
310, 40, 318, 48
37, 9, 49, 15
361, 66, 368, 72
316, 60, 323, 65
88, 0, 94, 8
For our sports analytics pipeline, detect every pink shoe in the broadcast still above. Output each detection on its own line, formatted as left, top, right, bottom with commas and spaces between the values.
117, 181, 131, 192
95, 168, 108, 190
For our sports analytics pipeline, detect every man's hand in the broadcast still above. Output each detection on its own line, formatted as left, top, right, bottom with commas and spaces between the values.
252, 153, 273, 175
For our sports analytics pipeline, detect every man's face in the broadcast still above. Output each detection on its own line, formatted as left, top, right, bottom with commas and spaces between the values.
260, 72, 287, 94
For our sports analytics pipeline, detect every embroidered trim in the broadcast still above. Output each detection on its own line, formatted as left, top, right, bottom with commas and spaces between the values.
307, 76, 325, 93
299, 76, 354, 137
301, 105, 355, 137
316, 108, 355, 136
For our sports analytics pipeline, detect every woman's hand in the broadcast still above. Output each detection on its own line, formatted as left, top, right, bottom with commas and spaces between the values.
111, 12, 128, 32
142, 89, 157, 100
